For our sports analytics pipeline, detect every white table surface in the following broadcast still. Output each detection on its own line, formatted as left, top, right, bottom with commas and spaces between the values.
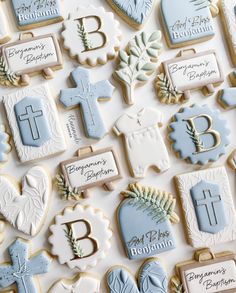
0, 0, 235, 292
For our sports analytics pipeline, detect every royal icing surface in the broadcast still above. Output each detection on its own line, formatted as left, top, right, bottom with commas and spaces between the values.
0, 125, 11, 164
57, 146, 122, 200
60, 67, 114, 139
107, 258, 167, 293
174, 166, 236, 247
220, 0, 236, 66
0, 220, 5, 244
49, 204, 112, 270
156, 49, 224, 104
0, 238, 52, 293
0, 7, 10, 44
113, 108, 170, 178
118, 183, 179, 260
115, 31, 162, 105
161, 0, 215, 47
0, 33, 63, 87
169, 104, 230, 165
0, 165, 51, 236
218, 88, 236, 109
106, 0, 155, 29
48, 273, 100, 293
3, 84, 66, 163
11, 0, 63, 29
61, 6, 121, 66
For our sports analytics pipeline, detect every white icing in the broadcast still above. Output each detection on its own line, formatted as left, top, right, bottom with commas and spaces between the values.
49, 204, 112, 271
175, 167, 236, 248
3, 84, 67, 163
167, 53, 221, 90
48, 274, 100, 293
221, 0, 236, 63
61, 6, 121, 66
0, 8, 10, 43
184, 260, 236, 292
64, 151, 119, 187
4, 37, 58, 73
0, 166, 51, 236
113, 108, 170, 178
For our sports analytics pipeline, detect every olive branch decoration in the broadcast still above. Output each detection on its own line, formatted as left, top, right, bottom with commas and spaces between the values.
121, 183, 179, 224
64, 228, 84, 258
156, 73, 184, 104
186, 123, 204, 151
0, 55, 20, 87
77, 23, 93, 51
55, 173, 83, 201
171, 276, 185, 293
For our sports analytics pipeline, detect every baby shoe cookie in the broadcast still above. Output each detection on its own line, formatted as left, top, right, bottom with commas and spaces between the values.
61, 5, 121, 66
11, 0, 63, 30
0, 4, 11, 44
60, 67, 114, 139
0, 238, 52, 293
115, 30, 162, 105
49, 204, 112, 270
0, 165, 51, 236
106, 0, 156, 30
0, 125, 11, 165
0, 32, 63, 87
171, 248, 236, 293
220, 0, 236, 66
169, 104, 230, 165
113, 107, 170, 178
118, 183, 179, 260
106, 258, 167, 293
160, 0, 218, 48
156, 49, 224, 104
56, 145, 122, 200
48, 273, 100, 293
3, 84, 66, 163
174, 166, 236, 248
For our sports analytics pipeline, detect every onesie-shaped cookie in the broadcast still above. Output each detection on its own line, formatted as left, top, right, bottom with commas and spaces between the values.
113, 108, 170, 178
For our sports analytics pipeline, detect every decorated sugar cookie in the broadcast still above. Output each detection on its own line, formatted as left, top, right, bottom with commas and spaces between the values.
0, 238, 52, 293
48, 273, 100, 293
0, 32, 63, 87
106, 0, 155, 30
0, 125, 11, 165
0, 219, 5, 244
115, 30, 162, 105
113, 108, 170, 178
61, 6, 121, 66
49, 204, 112, 270
56, 146, 122, 200
218, 88, 236, 110
171, 248, 236, 293
156, 49, 224, 104
169, 104, 230, 165
0, 5, 11, 44
0, 165, 51, 236
174, 166, 236, 248
3, 84, 66, 163
228, 149, 236, 170
60, 67, 114, 139
106, 258, 167, 293
160, 0, 218, 48
220, 0, 236, 66
118, 183, 179, 260
11, 0, 63, 30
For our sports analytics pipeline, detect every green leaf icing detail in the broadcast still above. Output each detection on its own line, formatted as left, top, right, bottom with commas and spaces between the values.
64, 227, 84, 258
55, 173, 83, 201
0, 55, 20, 87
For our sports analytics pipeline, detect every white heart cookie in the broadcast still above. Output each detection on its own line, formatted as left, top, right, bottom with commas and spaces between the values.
0, 166, 51, 236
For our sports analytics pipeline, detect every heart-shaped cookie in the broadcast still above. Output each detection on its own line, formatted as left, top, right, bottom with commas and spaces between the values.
0, 166, 51, 236
107, 0, 155, 29
106, 258, 167, 293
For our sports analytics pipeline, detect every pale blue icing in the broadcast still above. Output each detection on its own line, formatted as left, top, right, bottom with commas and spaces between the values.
169, 104, 230, 165
60, 67, 114, 140
107, 259, 167, 293
0, 126, 10, 162
190, 180, 227, 234
0, 238, 52, 293
161, 0, 214, 46
11, 0, 62, 27
218, 88, 236, 109
14, 97, 51, 147
118, 198, 176, 260
110, 0, 154, 26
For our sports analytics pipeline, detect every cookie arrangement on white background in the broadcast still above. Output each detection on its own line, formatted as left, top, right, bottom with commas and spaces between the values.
0, 0, 236, 292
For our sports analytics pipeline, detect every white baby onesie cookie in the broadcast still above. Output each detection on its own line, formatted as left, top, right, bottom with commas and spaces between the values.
113, 107, 170, 178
